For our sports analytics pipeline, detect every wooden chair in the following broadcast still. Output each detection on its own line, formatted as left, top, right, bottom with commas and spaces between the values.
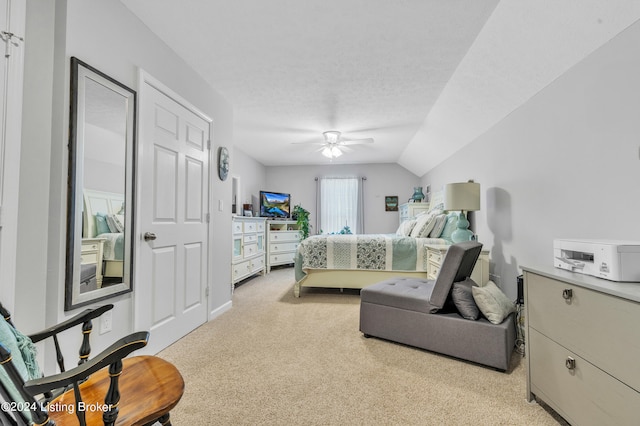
0, 302, 184, 425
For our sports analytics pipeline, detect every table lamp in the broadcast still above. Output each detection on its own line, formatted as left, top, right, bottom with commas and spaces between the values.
444, 182, 480, 243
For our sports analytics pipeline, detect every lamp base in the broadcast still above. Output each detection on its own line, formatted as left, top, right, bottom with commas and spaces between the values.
451, 212, 474, 243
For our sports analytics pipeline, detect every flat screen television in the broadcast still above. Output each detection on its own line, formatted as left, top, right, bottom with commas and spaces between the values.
259, 191, 291, 219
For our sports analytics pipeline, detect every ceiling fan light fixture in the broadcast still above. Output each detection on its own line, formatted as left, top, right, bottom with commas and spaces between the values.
322, 146, 334, 158
323, 130, 341, 144
331, 146, 342, 157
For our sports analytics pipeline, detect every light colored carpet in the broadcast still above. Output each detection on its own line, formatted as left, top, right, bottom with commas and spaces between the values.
158, 268, 561, 425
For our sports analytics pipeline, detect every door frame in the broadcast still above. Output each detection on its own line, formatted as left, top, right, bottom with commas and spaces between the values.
134, 69, 214, 337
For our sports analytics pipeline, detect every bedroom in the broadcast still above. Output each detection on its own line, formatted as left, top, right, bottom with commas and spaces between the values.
1, 0, 639, 423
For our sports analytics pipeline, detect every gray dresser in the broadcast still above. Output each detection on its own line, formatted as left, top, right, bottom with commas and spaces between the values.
522, 266, 640, 425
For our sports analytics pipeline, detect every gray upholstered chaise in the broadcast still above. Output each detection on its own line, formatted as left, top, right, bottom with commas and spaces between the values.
359, 241, 516, 371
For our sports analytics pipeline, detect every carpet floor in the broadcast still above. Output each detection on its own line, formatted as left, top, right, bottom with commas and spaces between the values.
158, 267, 562, 425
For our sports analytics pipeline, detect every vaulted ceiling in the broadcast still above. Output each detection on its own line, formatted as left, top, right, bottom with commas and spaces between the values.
121, 0, 640, 176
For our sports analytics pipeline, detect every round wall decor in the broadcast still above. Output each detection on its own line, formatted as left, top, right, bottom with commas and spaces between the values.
218, 146, 229, 181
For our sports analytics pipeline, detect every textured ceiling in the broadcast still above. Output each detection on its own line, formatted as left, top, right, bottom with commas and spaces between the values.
121, 0, 640, 176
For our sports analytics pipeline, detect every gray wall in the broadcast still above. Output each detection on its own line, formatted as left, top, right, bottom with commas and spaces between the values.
265, 163, 421, 235
422, 19, 640, 300
232, 147, 267, 214
17, 0, 234, 367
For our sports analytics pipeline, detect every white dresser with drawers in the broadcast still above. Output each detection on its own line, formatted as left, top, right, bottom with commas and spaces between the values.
232, 216, 266, 288
266, 220, 301, 272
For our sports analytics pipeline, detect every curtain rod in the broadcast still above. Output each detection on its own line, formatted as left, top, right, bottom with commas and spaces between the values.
315, 177, 367, 180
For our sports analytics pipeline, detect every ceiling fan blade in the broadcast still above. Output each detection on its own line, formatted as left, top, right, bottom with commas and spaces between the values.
291, 139, 326, 145
340, 137, 374, 146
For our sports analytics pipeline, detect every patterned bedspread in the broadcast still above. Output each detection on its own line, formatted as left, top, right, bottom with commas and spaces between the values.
295, 234, 443, 282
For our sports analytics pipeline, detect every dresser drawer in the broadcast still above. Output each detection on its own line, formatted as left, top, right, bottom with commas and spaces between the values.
243, 222, 257, 233
269, 231, 301, 243
244, 243, 258, 258
233, 260, 251, 279
529, 328, 639, 426
270, 242, 298, 254
526, 272, 640, 392
244, 234, 257, 244
269, 252, 295, 265
427, 249, 443, 264
232, 221, 243, 234
251, 256, 265, 271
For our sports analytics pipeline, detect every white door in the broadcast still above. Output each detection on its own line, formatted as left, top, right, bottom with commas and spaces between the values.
135, 75, 210, 354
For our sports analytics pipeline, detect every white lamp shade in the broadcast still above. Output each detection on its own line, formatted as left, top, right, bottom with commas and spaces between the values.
444, 182, 480, 212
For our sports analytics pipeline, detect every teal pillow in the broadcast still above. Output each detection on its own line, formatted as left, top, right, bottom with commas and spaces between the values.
439, 212, 459, 243
95, 212, 111, 235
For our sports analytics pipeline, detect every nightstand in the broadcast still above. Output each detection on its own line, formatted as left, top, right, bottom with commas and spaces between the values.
81, 238, 105, 288
425, 244, 489, 285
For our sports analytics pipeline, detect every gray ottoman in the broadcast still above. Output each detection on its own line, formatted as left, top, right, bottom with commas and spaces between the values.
360, 276, 516, 371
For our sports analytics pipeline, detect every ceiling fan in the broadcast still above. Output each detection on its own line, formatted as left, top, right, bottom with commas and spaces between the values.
294, 130, 374, 159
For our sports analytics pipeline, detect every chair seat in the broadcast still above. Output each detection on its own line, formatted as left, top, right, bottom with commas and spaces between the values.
48, 356, 184, 425
361, 277, 436, 314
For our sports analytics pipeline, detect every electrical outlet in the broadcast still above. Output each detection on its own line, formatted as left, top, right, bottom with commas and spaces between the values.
100, 310, 112, 334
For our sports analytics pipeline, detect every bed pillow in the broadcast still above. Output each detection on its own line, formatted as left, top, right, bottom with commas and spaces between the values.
439, 212, 459, 243
396, 219, 416, 236
429, 213, 447, 238
410, 212, 438, 238
106, 214, 124, 233
94, 212, 111, 235
472, 281, 516, 324
451, 278, 480, 320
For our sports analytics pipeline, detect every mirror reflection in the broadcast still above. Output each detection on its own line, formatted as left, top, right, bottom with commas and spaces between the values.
65, 57, 136, 310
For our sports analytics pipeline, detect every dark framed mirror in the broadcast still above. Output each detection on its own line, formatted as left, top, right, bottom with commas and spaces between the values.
65, 57, 136, 310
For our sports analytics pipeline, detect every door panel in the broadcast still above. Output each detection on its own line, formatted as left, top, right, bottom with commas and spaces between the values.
136, 77, 210, 354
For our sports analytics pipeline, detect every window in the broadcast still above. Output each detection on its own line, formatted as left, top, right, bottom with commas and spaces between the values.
318, 177, 363, 234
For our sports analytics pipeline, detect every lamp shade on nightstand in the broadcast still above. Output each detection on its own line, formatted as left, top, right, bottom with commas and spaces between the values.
444, 182, 480, 243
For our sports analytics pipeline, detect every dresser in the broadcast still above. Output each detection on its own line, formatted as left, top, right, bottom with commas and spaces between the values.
523, 266, 640, 425
425, 244, 489, 285
266, 220, 301, 272
232, 216, 266, 287
398, 202, 430, 223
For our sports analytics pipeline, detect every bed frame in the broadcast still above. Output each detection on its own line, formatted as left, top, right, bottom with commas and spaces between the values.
83, 189, 125, 278
294, 190, 447, 297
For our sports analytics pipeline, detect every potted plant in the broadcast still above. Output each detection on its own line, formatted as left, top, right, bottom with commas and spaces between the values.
292, 204, 311, 240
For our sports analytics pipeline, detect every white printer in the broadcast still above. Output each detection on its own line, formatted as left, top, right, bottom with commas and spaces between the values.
553, 239, 640, 282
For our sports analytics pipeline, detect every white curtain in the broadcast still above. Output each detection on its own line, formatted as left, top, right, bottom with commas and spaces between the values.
317, 177, 364, 234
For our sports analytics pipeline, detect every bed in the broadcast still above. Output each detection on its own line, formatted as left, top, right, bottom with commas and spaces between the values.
294, 191, 460, 297
83, 189, 126, 280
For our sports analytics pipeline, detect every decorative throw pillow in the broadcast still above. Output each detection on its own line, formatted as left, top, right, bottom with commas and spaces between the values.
410, 212, 437, 238
106, 214, 124, 233
472, 281, 516, 324
429, 214, 447, 238
439, 212, 459, 243
95, 212, 111, 235
451, 278, 480, 320
396, 219, 416, 236
0, 317, 41, 414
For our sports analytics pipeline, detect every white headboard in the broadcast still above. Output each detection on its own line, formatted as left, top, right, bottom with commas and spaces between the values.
83, 189, 125, 238
429, 189, 444, 211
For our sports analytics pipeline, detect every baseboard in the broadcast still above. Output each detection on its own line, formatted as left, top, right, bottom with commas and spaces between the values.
209, 300, 232, 321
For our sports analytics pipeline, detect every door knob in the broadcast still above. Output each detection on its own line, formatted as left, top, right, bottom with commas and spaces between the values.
144, 232, 157, 241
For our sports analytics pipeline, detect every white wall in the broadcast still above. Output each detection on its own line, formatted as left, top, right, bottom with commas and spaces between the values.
422, 19, 640, 300
232, 146, 267, 215
18, 0, 234, 369
266, 163, 421, 235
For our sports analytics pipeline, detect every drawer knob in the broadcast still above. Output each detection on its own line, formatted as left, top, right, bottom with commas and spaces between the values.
565, 356, 576, 370
562, 288, 573, 300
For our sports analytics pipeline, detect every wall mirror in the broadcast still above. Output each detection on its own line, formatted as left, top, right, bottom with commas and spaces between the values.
65, 57, 136, 310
